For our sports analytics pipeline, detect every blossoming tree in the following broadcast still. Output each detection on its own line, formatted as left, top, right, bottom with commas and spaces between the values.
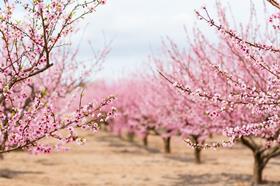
160, 1, 280, 183
0, 0, 114, 154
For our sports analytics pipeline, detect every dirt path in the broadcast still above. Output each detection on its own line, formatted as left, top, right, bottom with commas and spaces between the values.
0, 132, 279, 186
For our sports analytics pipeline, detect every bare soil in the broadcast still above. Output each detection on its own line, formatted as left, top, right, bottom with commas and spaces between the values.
0, 132, 279, 186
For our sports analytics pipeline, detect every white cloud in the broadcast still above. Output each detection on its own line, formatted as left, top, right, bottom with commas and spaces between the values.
72, 0, 276, 81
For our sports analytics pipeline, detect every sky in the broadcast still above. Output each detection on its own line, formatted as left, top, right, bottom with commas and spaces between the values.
73, 0, 275, 81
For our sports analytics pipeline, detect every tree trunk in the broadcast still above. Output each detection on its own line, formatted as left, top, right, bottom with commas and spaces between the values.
143, 135, 148, 147
127, 132, 135, 142
190, 135, 203, 164
102, 126, 108, 132
253, 152, 264, 184
194, 148, 201, 164
240, 137, 280, 185
163, 137, 171, 153
117, 130, 122, 139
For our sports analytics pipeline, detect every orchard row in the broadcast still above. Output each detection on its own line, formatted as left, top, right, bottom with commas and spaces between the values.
0, 0, 278, 185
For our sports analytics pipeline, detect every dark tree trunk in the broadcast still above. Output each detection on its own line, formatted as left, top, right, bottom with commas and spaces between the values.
239, 137, 277, 185
163, 137, 171, 153
194, 147, 201, 164
253, 152, 264, 184
190, 135, 203, 164
102, 126, 108, 132
143, 135, 148, 147
127, 132, 135, 142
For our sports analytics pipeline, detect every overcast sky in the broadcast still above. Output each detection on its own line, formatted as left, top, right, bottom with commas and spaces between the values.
74, 0, 275, 81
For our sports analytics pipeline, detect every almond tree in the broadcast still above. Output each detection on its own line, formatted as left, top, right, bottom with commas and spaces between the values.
155, 42, 224, 162
160, 1, 280, 183
0, 0, 114, 154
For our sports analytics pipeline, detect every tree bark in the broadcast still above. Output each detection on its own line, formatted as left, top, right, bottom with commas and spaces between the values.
143, 135, 148, 147
267, 0, 280, 10
240, 137, 266, 184
163, 137, 171, 153
240, 137, 280, 184
190, 135, 203, 164
253, 152, 264, 184
194, 147, 201, 164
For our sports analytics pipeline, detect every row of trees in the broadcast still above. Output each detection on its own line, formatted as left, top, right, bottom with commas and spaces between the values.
0, 0, 278, 185
90, 1, 280, 184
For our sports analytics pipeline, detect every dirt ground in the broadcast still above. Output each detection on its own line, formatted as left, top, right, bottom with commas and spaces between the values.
0, 132, 279, 186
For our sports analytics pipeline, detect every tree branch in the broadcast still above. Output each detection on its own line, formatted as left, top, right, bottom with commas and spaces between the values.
267, 0, 280, 9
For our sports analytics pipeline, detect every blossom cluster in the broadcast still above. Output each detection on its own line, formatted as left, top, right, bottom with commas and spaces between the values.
0, 0, 111, 154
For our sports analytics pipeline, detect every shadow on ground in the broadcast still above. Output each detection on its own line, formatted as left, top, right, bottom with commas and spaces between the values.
166, 173, 252, 186
36, 159, 59, 166
167, 173, 280, 186
0, 168, 43, 179
164, 154, 194, 164
95, 134, 161, 154
165, 173, 251, 186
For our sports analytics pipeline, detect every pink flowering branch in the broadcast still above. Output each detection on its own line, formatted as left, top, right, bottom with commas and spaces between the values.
0, 0, 112, 154
157, 3, 279, 183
